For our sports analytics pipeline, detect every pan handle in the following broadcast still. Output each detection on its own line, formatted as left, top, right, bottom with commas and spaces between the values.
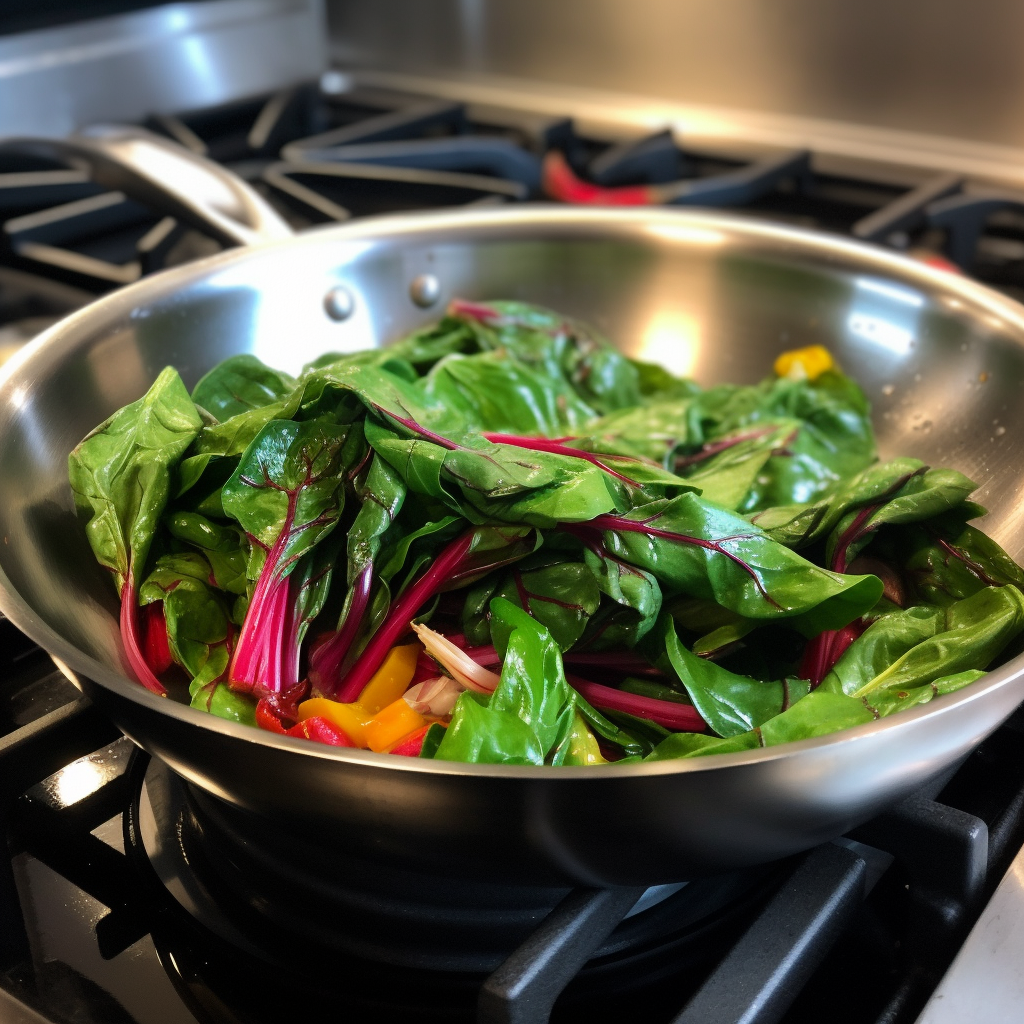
0, 125, 294, 248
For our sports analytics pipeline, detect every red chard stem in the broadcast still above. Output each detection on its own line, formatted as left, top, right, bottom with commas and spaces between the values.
335, 531, 476, 702
120, 573, 167, 696
567, 674, 706, 732
308, 564, 374, 696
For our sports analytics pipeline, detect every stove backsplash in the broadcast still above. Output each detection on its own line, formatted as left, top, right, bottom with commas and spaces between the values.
327, 0, 1024, 153
0, 0, 327, 138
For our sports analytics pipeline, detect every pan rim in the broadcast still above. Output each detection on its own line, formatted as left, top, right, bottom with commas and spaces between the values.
3, 202, 1024, 779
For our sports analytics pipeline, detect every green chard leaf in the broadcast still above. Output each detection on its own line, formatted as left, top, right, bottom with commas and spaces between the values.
758, 689, 877, 743
749, 458, 931, 549
346, 454, 407, 584
305, 454, 408, 693
68, 366, 203, 593
676, 423, 795, 511
555, 435, 698, 506
825, 466, 978, 570
646, 689, 876, 761
387, 316, 476, 368
896, 509, 1024, 607
364, 418, 620, 528
657, 614, 810, 737
189, 645, 257, 726
191, 354, 296, 421
418, 350, 597, 435
222, 419, 348, 585
595, 493, 882, 635
586, 396, 698, 466
164, 511, 249, 594
738, 370, 876, 511
221, 418, 349, 692
139, 552, 255, 725
68, 367, 205, 694
483, 557, 601, 653
446, 299, 642, 414
574, 701, 649, 758
629, 358, 701, 400
820, 586, 1024, 709
580, 543, 663, 649
377, 512, 463, 588
434, 598, 575, 765
550, 711, 608, 765
177, 377, 309, 501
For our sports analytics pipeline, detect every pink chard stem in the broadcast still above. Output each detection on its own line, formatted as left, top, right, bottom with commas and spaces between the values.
482, 432, 642, 486
567, 674, 706, 732
308, 564, 374, 696
120, 571, 167, 696
334, 531, 476, 703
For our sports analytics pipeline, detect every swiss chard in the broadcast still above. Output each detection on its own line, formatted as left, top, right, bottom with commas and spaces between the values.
68, 367, 203, 694
576, 533, 663, 649
307, 454, 406, 693
896, 510, 1024, 607
475, 557, 602, 653
820, 586, 1024, 709
738, 369, 875, 511
658, 614, 811, 737
447, 299, 642, 414
139, 553, 255, 724
191, 354, 296, 421
419, 350, 597, 435
590, 493, 883, 635
825, 466, 977, 571
434, 598, 575, 764
164, 511, 248, 595
333, 525, 539, 702
646, 689, 877, 760
70, 306, 1024, 759
221, 419, 348, 693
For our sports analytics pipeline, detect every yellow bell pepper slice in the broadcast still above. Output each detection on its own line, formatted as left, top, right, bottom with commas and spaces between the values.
773, 345, 834, 382
296, 697, 373, 747
297, 644, 421, 748
357, 643, 420, 714
364, 698, 427, 753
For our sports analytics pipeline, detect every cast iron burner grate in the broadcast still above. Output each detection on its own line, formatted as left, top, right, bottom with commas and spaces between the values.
5, 77, 1024, 326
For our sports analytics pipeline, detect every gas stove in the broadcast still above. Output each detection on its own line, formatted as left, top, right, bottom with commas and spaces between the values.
4, 62, 1024, 1024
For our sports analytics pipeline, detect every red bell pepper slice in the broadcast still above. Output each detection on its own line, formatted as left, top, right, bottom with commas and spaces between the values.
285, 716, 355, 747
389, 724, 433, 757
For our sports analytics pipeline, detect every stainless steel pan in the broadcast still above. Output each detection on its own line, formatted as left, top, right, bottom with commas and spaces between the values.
2, 128, 1023, 886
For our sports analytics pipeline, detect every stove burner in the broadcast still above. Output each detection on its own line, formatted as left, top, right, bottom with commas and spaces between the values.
128, 756, 778, 981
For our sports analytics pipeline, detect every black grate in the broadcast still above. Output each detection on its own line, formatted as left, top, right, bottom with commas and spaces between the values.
4, 78, 1024, 319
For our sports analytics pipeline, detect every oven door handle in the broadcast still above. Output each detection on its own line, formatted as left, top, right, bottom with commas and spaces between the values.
0, 124, 294, 248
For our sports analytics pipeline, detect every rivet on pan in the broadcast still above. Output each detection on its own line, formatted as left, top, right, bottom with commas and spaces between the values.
409, 273, 441, 308
323, 285, 355, 321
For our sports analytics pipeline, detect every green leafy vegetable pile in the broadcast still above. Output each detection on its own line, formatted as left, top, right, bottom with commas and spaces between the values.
68, 299, 1024, 764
